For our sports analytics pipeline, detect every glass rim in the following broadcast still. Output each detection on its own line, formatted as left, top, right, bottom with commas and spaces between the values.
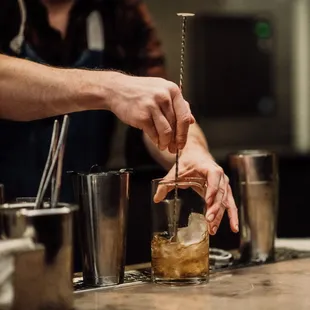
152, 177, 206, 185
228, 149, 276, 157
0, 202, 78, 213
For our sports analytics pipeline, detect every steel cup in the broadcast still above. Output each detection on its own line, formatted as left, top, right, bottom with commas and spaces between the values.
228, 150, 279, 263
0, 202, 77, 309
71, 169, 130, 287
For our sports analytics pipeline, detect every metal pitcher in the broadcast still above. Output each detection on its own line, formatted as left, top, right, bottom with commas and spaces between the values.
0, 202, 77, 310
70, 168, 130, 287
0, 184, 4, 204
228, 150, 279, 263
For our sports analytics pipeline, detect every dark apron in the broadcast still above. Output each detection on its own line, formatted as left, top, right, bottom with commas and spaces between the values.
0, 16, 115, 203
0, 9, 116, 272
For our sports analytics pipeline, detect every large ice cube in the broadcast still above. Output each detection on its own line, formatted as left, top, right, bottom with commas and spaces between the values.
177, 213, 208, 246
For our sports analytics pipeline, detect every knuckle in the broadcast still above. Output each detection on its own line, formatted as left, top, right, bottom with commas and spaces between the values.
155, 91, 171, 106
211, 213, 223, 226
181, 157, 192, 169
218, 166, 224, 175
213, 202, 222, 211
227, 184, 233, 194
140, 113, 152, 126
169, 116, 176, 126
142, 99, 154, 110
229, 205, 238, 213
185, 100, 192, 113
177, 132, 187, 143
179, 113, 191, 124
219, 187, 225, 195
222, 197, 229, 208
168, 82, 180, 95
148, 101, 160, 113
212, 165, 224, 176
208, 186, 218, 196
162, 126, 172, 137
213, 217, 222, 226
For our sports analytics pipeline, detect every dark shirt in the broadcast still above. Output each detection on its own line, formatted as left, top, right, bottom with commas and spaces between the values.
0, 0, 166, 77
0, 0, 166, 202
0, 0, 171, 269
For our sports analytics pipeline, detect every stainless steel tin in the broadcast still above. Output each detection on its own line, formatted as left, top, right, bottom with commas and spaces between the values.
71, 169, 130, 287
0, 184, 4, 204
0, 202, 77, 309
228, 150, 279, 263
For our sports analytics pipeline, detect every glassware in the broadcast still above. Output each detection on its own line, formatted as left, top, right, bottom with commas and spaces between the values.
0, 202, 77, 309
151, 177, 209, 285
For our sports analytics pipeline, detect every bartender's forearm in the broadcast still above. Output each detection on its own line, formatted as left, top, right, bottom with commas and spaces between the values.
143, 123, 211, 170
0, 54, 110, 120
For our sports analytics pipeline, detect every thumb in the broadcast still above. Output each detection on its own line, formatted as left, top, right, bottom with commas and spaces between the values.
153, 171, 175, 203
153, 183, 169, 203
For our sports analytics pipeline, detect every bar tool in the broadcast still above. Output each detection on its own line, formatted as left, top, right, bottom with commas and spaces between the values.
70, 167, 130, 287
228, 150, 279, 263
35, 115, 69, 209
172, 13, 195, 239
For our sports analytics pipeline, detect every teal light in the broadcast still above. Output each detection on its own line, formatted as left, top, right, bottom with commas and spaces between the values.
255, 22, 271, 39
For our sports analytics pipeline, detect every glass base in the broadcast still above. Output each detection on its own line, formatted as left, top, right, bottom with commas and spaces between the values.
152, 276, 209, 286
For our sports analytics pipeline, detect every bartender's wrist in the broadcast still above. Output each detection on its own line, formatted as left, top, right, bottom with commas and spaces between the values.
181, 138, 213, 161
73, 69, 120, 112
182, 135, 208, 152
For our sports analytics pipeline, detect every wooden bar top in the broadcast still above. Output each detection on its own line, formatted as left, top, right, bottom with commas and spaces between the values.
74, 258, 310, 310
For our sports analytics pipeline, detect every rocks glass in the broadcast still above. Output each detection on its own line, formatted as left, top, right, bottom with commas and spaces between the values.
151, 177, 209, 285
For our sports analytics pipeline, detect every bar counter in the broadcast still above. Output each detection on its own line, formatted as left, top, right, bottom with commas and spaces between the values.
74, 258, 310, 310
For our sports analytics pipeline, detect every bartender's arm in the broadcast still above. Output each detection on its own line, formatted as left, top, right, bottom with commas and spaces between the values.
130, 1, 239, 235
143, 125, 239, 236
0, 53, 194, 151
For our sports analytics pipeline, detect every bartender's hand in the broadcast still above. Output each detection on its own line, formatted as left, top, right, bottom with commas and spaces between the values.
107, 72, 195, 152
153, 146, 239, 236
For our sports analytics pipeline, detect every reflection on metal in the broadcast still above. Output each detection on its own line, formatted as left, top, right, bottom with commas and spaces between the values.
228, 150, 279, 264
292, 0, 310, 152
0, 184, 4, 204
71, 169, 130, 287
0, 202, 77, 309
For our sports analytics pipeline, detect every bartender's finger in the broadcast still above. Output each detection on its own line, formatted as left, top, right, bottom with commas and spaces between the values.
185, 100, 196, 124
168, 141, 178, 154
154, 183, 183, 203
154, 172, 196, 203
151, 109, 172, 151
172, 92, 192, 150
153, 185, 169, 203
221, 175, 230, 209
205, 176, 225, 235
205, 163, 223, 207
160, 99, 177, 153
209, 206, 225, 235
192, 183, 207, 200
168, 100, 195, 153
226, 185, 239, 233
154, 182, 190, 203
145, 120, 159, 148
168, 123, 177, 154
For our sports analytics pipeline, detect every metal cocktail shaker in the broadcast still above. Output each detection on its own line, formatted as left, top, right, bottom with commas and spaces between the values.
228, 150, 279, 263
70, 169, 130, 287
0, 202, 77, 309
0, 184, 4, 204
